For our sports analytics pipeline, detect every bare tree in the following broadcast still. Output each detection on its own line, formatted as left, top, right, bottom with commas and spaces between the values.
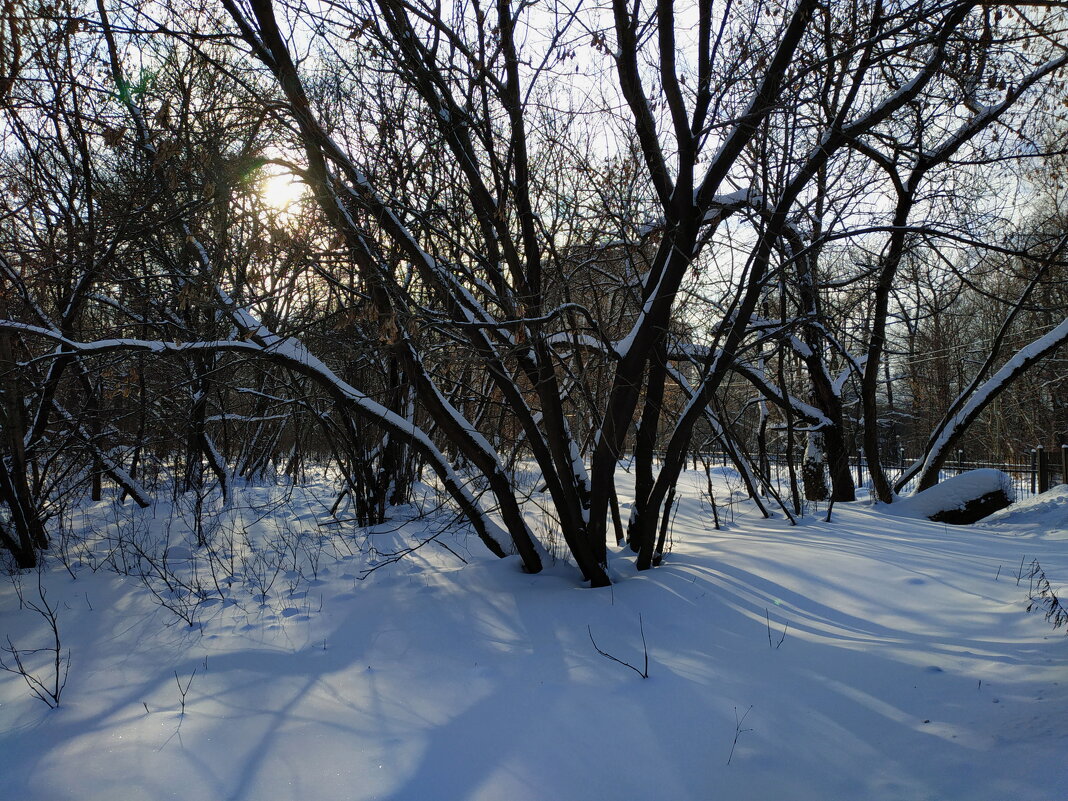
1, 0, 1067, 581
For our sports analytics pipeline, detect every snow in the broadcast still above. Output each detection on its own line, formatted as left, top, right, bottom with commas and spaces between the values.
613, 258, 669, 359
978, 484, 1068, 536
2, 471, 1066, 801
49, 402, 152, 509
803, 434, 822, 464
701, 187, 759, 223
916, 316, 1068, 481
885, 468, 1016, 520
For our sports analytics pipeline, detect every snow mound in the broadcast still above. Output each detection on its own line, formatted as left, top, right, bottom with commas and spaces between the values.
886, 468, 1014, 522
978, 483, 1068, 536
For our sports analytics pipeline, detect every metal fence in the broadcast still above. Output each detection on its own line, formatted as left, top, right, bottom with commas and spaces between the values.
692, 445, 1068, 501
880, 446, 1067, 500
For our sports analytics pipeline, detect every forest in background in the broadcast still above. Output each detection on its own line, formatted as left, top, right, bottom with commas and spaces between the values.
0, 0, 1066, 581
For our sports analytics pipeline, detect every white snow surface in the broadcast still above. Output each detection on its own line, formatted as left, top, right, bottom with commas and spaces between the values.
885, 469, 1016, 520
2, 470, 1066, 801
978, 484, 1068, 535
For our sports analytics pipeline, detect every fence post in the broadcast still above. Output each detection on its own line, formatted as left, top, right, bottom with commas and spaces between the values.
1030, 449, 1037, 495
1037, 446, 1048, 494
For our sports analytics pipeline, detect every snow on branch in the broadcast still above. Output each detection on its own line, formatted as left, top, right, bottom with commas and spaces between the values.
0, 320, 512, 557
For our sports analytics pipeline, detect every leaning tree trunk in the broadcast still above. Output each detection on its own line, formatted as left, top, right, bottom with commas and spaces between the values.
908, 316, 1068, 492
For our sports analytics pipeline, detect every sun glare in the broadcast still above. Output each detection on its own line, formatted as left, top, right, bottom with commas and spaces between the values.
261, 173, 306, 212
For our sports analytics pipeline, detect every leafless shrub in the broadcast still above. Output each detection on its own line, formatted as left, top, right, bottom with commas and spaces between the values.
1025, 559, 1068, 632
0, 570, 70, 708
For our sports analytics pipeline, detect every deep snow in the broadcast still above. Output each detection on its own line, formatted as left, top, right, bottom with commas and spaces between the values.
882, 468, 1015, 520
1, 471, 1066, 800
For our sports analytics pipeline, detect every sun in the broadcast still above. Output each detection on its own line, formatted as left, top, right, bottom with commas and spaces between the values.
260, 172, 306, 212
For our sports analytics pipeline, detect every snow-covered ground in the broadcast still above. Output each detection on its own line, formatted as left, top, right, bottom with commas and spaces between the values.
2, 470, 1066, 800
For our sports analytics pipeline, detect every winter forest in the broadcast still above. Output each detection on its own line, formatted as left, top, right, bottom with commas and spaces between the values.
1, 0, 1067, 799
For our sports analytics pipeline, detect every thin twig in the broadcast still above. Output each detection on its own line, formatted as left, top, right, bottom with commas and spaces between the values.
588, 614, 649, 679
174, 667, 197, 717
727, 705, 754, 765
765, 608, 789, 649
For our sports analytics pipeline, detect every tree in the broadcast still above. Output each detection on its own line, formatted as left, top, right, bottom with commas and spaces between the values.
1, 0, 1067, 581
